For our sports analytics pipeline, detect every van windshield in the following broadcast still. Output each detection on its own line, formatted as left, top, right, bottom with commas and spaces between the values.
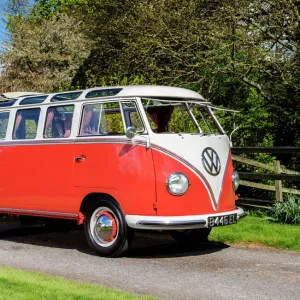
141, 99, 221, 134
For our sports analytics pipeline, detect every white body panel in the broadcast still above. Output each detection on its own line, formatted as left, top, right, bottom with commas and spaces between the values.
115, 85, 205, 100
1, 92, 44, 99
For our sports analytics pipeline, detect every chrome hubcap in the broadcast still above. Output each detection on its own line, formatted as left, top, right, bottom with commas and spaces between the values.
90, 207, 118, 247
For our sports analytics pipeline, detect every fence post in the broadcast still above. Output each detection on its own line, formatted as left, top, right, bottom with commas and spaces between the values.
274, 160, 283, 202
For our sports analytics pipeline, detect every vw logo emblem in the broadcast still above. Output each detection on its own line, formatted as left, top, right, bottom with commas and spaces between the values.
202, 147, 221, 176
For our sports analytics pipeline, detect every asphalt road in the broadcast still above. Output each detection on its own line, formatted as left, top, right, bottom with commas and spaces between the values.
0, 222, 299, 300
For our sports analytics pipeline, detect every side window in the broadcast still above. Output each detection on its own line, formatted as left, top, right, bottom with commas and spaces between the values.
44, 105, 74, 138
121, 102, 144, 133
79, 102, 124, 136
13, 108, 40, 139
0, 111, 9, 139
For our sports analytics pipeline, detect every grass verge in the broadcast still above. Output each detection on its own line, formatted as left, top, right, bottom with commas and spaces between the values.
0, 267, 155, 300
209, 215, 300, 251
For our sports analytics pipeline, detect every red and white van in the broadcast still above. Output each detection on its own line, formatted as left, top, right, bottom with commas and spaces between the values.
0, 86, 245, 256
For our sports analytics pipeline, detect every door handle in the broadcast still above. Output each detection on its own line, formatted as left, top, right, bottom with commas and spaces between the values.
75, 156, 86, 163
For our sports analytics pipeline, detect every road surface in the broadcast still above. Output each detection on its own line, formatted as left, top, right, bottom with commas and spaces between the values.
0, 222, 299, 299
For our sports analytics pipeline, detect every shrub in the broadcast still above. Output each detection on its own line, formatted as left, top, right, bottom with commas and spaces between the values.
271, 196, 300, 225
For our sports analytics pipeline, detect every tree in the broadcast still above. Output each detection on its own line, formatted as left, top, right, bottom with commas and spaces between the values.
0, 0, 31, 17
1, 0, 300, 164
1, 12, 92, 92
30, 0, 88, 21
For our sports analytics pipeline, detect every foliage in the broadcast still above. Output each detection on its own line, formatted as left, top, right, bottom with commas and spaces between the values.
0, 0, 31, 18
1, 12, 92, 92
31, 0, 88, 21
270, 196, 300, 225
1, 0, 300, 170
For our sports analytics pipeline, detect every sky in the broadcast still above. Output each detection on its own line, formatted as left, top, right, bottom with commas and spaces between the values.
0, 5, 8, 45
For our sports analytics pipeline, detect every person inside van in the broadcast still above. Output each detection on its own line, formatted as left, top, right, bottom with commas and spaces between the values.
80, 104, 93, 135
62, 113, 72, 137
45, 108, 73, 138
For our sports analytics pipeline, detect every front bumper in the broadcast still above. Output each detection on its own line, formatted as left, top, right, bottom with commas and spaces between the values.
125, 207, 246, 230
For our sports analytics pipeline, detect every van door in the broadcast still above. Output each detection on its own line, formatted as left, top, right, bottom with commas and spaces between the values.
74, 101, 156, 216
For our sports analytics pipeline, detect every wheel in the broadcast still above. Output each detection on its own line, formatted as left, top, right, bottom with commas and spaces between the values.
171, 228, 212, 245
84, 198, 132, 257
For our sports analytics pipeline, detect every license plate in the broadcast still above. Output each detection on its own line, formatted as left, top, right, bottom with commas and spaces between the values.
208, 214, 237, 228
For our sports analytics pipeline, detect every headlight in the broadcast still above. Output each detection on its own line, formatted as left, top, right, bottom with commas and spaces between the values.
166, 172, 189, 195
232, 170, 240, 191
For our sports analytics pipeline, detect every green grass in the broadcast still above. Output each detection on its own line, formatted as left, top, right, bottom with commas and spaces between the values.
210, 215, 300, 251
0, 267, 155, 300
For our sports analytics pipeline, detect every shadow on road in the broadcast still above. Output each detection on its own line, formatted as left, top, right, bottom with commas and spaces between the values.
0, 222, 229, 258
127, 231, 229, 258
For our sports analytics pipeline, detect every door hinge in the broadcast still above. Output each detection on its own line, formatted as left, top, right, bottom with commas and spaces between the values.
153, 202, 158, 210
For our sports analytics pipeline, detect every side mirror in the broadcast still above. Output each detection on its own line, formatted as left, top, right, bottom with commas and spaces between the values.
125, 126, 136, 139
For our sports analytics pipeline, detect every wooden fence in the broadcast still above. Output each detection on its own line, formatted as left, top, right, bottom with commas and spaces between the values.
231, 147, 300, 209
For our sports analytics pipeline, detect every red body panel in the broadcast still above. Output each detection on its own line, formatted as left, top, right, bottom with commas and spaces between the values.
0, 141, 156, 217
152, 149, 236, 216
0, 141, 235, 219
217, 155, 237, 212
0, 144, 76, 213
74, 141, 156, 215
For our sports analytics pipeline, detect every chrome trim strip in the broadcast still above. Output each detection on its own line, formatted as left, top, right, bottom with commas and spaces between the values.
75, 137, 131, 144
137, 220, 206, 227
238, 212, 247, 219
0, 139, 77, 146
126, 207, 245, 230
0, 208, 78, 219
0, 137, 145, 147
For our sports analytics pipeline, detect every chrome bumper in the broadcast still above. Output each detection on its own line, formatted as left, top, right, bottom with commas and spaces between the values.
125, 207, 246, 230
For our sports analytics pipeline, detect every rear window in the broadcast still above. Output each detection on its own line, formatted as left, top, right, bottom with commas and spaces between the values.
85, 89, 122, 99
20, 95, 48, 105
50, 91, 82, 102
0, 99, 16, 107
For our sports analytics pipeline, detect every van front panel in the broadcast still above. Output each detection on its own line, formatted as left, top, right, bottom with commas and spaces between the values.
150, 134, 236, 216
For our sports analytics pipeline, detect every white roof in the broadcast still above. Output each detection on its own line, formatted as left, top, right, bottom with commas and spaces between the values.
0, 86, 206, 106
0, 92, 44, 99
89, 85, 206, 101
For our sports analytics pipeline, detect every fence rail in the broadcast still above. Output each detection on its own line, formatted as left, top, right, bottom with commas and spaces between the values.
232, 147, 300, 154
239, 172, 300, 181
232, 154, 300, 175
240, 179, 300, 196
231, 148, 300, 207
